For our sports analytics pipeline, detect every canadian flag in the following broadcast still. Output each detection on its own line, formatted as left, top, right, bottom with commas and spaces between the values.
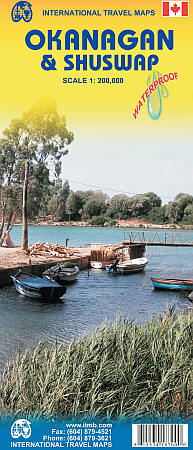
162, 1, 189, 16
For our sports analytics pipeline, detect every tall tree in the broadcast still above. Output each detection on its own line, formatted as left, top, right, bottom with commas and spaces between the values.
165, 201, 183, 223
65, 192, 81, 221
83, 198, 107, 219
165, 194, 193, 223
143, 192, 162, 208
108, 194, 130, 219
129, 194, 152, 217
0, 99, 74, 220
183, 205, 193, 224
47, 180, 70, 221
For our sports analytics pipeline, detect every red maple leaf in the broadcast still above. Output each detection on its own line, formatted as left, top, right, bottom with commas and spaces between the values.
171, 3, 181, 15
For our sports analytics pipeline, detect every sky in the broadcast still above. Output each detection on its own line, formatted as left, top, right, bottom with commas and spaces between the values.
1, 0, 193, 204
61, 125, 193, 204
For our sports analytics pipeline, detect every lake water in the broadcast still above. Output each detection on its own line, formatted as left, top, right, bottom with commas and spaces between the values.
7, 224, 193, 248
0, 225, 193, 370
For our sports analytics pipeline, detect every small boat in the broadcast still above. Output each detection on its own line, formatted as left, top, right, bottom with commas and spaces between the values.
11, 270, 66, 300
106, 257, 148, 274
90, 259, 115, 269
43, 262, 79, 284
151, 278, 193, 291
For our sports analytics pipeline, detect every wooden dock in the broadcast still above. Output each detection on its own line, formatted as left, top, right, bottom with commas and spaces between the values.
123, 230, 193, 247
0, 249, 90, 287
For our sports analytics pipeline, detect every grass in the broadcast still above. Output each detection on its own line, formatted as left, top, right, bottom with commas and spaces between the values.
0, 308, 193, 420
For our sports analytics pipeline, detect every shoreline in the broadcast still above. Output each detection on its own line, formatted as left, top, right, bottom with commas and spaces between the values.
11, 221, 193, 230
0, 247, 90, 285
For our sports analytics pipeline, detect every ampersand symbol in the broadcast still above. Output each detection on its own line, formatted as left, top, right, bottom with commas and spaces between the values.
41, 55, 57, 71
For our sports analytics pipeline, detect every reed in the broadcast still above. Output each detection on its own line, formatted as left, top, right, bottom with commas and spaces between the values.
0, 308, 193, 420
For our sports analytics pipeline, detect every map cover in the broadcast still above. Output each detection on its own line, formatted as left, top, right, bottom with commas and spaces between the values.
0, 0, 193, 449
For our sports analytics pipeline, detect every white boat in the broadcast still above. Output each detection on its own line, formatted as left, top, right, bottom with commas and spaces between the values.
43, 262, 79, 284
90, 259, 115, 269
106, 257, 148, 274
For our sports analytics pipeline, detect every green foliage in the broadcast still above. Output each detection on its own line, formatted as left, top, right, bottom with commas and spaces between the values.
129, 194, 152, 217
146, 206, 167, 224
0, 99, 73, 216
143, 192, 162, 208
28, 162, 50, 218
108, 194, 131, 219
182, 205, 193, 224
106, 193, 161, 222
91, 215, 107, 226
107, 219, 117, 226
65, 192, 81, 220
0, 311, 193, 419
47, 180, 70, 221
59, 180, 71, 220
175, 193, 193, 204
165, 194, 193, 224
83, 198, 107, 219
64, 190, 107, 221
165, 201, 182, 223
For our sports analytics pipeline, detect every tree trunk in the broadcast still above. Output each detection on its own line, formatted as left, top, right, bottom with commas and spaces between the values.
22, 161, 29, 250
5, 209, 14, 232
0, 203, 6, 239
5, 231, 15, 248
0, 207, 15, 247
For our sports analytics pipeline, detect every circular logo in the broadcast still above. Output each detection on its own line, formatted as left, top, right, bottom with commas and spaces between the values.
11, 2, 33, 23
11, 419, 31, 439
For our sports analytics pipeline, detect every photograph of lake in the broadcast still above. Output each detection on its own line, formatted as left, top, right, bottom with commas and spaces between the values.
0, 225, 192, 371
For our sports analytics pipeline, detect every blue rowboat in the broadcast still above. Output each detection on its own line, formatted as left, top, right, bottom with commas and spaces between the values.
151, 278, 193, 291
11, 270, 66, 300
